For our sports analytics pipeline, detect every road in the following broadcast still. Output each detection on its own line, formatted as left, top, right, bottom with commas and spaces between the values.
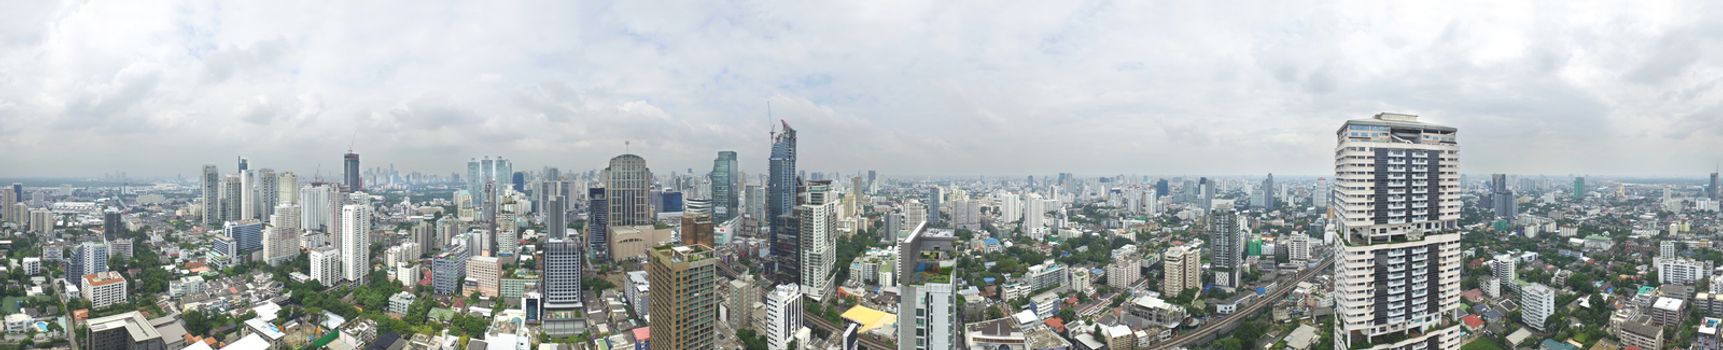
1151, 256, 1335, 349
52, 279, 80, 350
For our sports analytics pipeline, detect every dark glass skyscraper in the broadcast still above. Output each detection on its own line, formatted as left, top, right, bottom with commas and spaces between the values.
711, 151, 739, 223
343, 151, 362, 192
768, 121, 799, 285
587, 187, 610, 262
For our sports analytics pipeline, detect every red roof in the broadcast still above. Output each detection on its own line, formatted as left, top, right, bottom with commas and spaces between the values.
1461, 314, 1484, 329
632, 327, 650, 341
1044, 317, 1067, 333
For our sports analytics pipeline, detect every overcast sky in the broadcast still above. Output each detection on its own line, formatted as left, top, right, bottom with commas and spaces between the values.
1, 1, 1720, 178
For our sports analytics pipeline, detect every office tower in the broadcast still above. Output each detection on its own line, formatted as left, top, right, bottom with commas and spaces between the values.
1199, 177, 1216, 211
1711, 172, 1721, 200
587, 188, 610, 262
308, 246, 341, 286
682, 198, 715, 247
798, 180, 838, 301
927, 186, 943, 225
433, 242, 470, 295
224, 219, 264, 252
1521, 283, 1555, 331
848, 176, 864, 219
712, 151, 740, 223
1488, 174, 1517, 219
764, 284, 803, 350
299, 184, 338, 235
647, 244, 717, 350
745, 184, 766, 228
211, 236, 238, 266
87, 312, 166, 350
278, 172, 298, 206
605, 154, 655, 257
264, 205, 302, 265
898, 227, 957, 350
67, 241, 110, 283
81, 271, 128, 310
545, 197, 566, 240
240, 168, 256, 220
511, 171, 525, 193
340, 204, 371, 284
1155, 179, 1170, 197
102, 207, 123, 240
221, 174, 242, 223
466, 156, 514, 205
541, 239, 585, 336
484, 181, 498, 256
1162, 245, 1201, 295
769, 120, 800, 286
1572, 177, 1585, 201
257, 169, 279, 222
344, 151, 362, 192
1209, 210, 1243, 288
1333, 113, 1463, 350
1263, 173, 1277, 210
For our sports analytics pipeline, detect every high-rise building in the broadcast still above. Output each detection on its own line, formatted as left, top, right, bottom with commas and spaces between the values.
927, 186, 944, 225
897, 227, 957, 350
1023, 193, 1044, 234
0, 187, 16, 225
604, 154, 654, 260
223, 219, 264, 253
587, 188, 611, 262
221, 174, 242, 223
278, 171, 298, 206
769, 120, 800, 286
1333, 113, 1463, 350
1663, 241, 1679, 259
541, 239, 585, 336
1262, 173, 1277, 210
264, 205, 301, 265
712, 151, 740, 223
257, 168, 279, 223
343, 151, 362, 192
682, 198, 715, 248
1488, 174, 1517, 219
466, 256, 502, 297
647, 244, 717, 350
1521, 283, 1555, 331
197, 168, 223, 225
29, 208, 52, 235
798, 181, 838, 301
102, 207, 124, 240
764, 284, 803, 350
340, 204, 371, 284
1162, 246, 1201, 295
1572, 177, 1585, 201
1209, 210, 1243, 288
1710, 172, 1721, 200
240, 168, 256, 221
433, 242, 470, 295
308, 246, 341, 287
81, 271, 128, 310
67, 242, 110, 284
1287, 233, 1312, 264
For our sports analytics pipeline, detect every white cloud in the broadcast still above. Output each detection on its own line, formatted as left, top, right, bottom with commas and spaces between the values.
1, 0, 1721, 177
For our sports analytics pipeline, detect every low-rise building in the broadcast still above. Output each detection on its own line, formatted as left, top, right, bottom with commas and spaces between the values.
82, 271, 128, 310
389, 291, 416, 315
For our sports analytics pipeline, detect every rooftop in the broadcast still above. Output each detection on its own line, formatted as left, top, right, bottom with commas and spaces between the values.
83, 271, 126, 286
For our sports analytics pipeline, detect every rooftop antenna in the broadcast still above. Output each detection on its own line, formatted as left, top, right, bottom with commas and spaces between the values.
348, 130, 358, 152
625, 141, 631, 154
767, 99, 774, 138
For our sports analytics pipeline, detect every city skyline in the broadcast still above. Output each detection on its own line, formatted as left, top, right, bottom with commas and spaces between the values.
5, 1, 1723, 177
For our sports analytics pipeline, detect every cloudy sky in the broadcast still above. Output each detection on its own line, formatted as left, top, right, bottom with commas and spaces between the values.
1, 1, 1720, 178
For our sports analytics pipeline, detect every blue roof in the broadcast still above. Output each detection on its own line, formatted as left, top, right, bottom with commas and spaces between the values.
984, 237, 1001, 244
1539, 339, 1578, 350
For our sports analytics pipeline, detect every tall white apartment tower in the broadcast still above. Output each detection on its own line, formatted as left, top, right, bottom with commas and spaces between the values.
764, 283, 804, 350
798, 181, 838, 302
340, 204, 372, 284
1333, 113, 1463, 350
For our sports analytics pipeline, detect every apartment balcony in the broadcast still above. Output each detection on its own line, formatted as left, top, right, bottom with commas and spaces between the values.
1388, 151, 1406, 157
1387, 166, 1407, 172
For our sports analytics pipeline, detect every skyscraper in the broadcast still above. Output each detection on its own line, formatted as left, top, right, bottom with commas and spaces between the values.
484, 181, 498, 256
647, 244, 717, 350
897, 227, 957, 350
221, 174, 242, 223
926, 186, 943, 225
67, 241, 110, 284
1208, 210, 1243, 288
341, 204, 371, 284
768, 121, 800, 286
1572, 177, 1585, 201
682, 198, 715, 248
278, 171, 298, 206
1710, 172, 1720, 200
798, 180, 838, 301
1262, 173, 1277, 210
299, 184, 338, 236
711, 151, 739, 223
1488, 174, 1517, 219
257, 168, 279, 223
239, 168, 255, 220
587, 188, 610, 262
605, 154, 654, 260
202, 165, 221, 226
343, 151, 362, 192
541, 239, 585, 336
1162, 245, 1202, 295
1333, 113, 1463, 350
